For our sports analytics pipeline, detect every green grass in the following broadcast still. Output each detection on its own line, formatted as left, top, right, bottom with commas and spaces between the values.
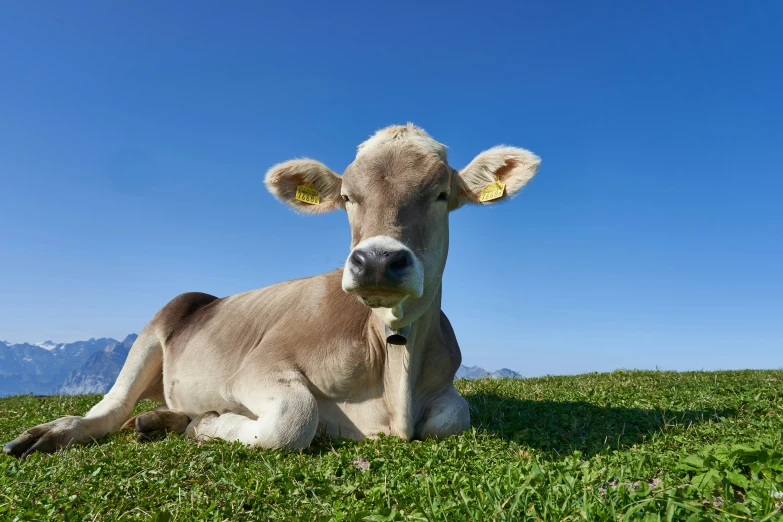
1, 370, 782, 521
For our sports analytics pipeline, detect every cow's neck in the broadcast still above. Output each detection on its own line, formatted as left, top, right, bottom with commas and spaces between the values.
373, 286, 442, 440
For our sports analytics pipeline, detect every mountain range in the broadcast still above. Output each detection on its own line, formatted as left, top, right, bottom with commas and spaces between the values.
455, 365, 522, 379
0, 334, 519, 397
0, 334, 137, 397
56, 335, 138, 395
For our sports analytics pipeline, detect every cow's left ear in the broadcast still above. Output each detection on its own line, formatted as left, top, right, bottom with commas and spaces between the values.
265, 159, 344, 214
455, 146, 541, 207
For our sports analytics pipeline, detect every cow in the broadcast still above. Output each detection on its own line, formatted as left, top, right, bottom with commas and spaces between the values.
4, 124, 540, 458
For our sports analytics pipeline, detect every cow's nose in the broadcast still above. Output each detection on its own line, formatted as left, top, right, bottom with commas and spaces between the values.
349, 248, 412, 283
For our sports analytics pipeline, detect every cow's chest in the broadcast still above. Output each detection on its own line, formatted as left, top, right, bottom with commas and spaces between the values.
309, 345, 426, 441
315, 396, 394, 439
314, 391, 426, 441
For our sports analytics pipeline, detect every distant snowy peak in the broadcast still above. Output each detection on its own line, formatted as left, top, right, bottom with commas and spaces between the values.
35, 341, 63, 351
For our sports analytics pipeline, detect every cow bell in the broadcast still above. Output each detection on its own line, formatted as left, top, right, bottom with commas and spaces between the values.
385, 325, 411, 346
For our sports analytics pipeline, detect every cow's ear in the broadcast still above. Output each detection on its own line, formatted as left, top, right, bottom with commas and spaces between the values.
265, 159, 344, 214
455, 146, 540, 207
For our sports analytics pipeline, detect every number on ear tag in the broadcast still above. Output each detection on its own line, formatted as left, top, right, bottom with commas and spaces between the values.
479, 179, 505, 202
295, 183, 321, 205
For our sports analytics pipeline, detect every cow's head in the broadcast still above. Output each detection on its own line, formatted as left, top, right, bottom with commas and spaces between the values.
265, 124, 540, 330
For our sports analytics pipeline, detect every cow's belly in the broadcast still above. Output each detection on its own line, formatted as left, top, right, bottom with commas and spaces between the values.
164, 377, 244, 418
163, 360, 249, 419
315, 398, 395, 440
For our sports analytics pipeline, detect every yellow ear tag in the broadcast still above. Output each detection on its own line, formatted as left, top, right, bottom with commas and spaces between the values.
479, 178, 505, 202
295, 183, 321, 205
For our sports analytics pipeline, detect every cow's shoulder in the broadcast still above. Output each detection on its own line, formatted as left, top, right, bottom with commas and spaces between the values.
414, 310, 463, 395
436, 310, 462, 373
253, 269, 376, 359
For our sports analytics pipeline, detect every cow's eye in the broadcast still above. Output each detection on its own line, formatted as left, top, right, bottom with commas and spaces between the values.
436, 192, 449, 202
341, 195, 351, 203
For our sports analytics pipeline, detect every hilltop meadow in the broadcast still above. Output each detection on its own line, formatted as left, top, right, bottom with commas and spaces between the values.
1, 370, 782, 520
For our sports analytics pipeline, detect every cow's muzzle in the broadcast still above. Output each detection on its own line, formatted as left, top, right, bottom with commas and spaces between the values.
342, 236, 424, 306
349, 248, 412, 286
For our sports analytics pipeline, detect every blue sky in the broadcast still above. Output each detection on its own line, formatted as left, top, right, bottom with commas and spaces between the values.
1, 1, 781, 375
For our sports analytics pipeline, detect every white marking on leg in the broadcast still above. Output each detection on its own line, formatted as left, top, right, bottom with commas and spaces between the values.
189, 379, 318, 450
419, 387, 470, 439
82, 331, 163, 440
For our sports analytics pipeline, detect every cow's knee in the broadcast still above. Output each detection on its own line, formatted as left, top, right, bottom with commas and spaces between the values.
417, 388, 471, 440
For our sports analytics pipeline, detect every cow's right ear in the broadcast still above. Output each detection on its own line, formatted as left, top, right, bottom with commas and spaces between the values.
264, 159, 344, 214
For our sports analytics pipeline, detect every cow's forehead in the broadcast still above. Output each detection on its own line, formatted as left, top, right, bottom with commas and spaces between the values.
344, 124, 450, 193
355, 123, 447, 163
344, 144, 449, 193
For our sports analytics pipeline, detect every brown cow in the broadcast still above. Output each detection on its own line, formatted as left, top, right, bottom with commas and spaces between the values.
4, 124, 540, 457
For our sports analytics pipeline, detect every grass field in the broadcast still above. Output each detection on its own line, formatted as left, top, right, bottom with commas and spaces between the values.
1, 370, 782, 521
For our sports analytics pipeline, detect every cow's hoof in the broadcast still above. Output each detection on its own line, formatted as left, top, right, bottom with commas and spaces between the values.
3, 416, 85, 459
185, 411, 220, 441
133, 410, 191, 443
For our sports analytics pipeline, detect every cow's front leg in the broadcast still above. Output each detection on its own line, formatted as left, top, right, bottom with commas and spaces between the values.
185, 373, 318, 450
416, 386, 471, 440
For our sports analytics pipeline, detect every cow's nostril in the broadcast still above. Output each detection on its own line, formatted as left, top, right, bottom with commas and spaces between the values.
386, 250, 412, 278
349, 250, 368, 276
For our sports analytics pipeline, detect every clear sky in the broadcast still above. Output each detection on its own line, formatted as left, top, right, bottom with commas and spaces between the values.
1, 1, 781, 376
